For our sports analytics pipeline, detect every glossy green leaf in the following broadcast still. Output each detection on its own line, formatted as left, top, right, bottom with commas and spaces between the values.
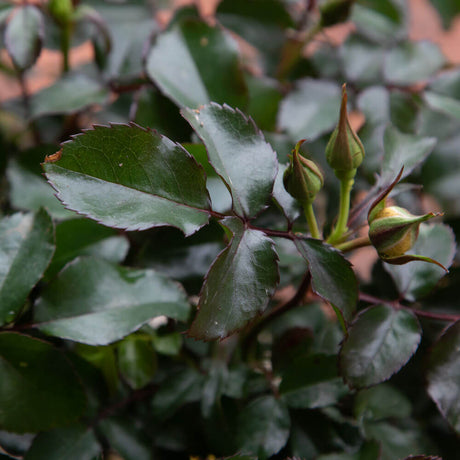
30, 73, 110, 119
278, 79, 341, 142
237, 395, 290, 459
354, 384, 412, 422
427, 321, 460, 434
24, 425, 100, 460
351, 0, 407, 43
35, 257, 190, 345
98, 417, 152, 460
280, 354, 348, 409
43, 124, 210, 236
383, 41, 445, 86
6, 146, 75, 219
117, 336, 157, 389
0, 333, 86, 433
0, 210, 54, 326
183, 103, 277, 218
46, 218, 129, 279
188, 218, 279, 340
339, 305, 421, 388
295, 239, 358, 324
384, 224, 455, 301
4, 6, 43, 71
146, 18, 247, 109
380, 125, 436, 183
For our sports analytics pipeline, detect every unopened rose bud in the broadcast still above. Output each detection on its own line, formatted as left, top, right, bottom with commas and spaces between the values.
326, 84, 365, 181
367, 169, 447, 270
283, 139, 323, 205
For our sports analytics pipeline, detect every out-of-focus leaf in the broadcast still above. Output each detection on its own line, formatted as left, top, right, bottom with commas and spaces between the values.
272, 163, 300, 223
351, 0, 407, 44
237, 395, 290, 459
340, 35, 384, 84
0, 333, 86, 433
117, 336, 157, 389
43, 124, 210, 236
98, 417, 152, 460
379, 125, 436, 183
217, 0, 293, 74
278, 79, 341, 142
295, 239, 358, 325
246, 75, 283, 131
427, 321, 460, 434
339, 305, 421, 388
423, 68, 460, 120
383, 41, 445, 86
146, 19, 247, 109
152, 332, 182, 356
384, 224, 455, 301
188, 218, 279, 340
424, 91, 460, 120
35, 257, 190, 345
354, 384, 412, 422
30, 73, 110, 119
24, 425, 100, 460
183, 103, 277, 218
429, 0, 460, 28
6, 145, 74, 219
152, 367, 205, 420
46, 218, 129, 279
4, 6, 43, 71
280, 354, 348, 409
0, 210, 54, 326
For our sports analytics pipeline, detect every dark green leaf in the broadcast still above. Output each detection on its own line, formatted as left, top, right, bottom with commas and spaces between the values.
351, 0, 407, 43
30, 73, 110, 118
354, 384, 412, 422
99, 417, 152, 460
426, 321, 460, 434
236, 395, 290, 459
117, 336, 157, 389
43, 124, 210, 236
280, 354, 348, 409
146, 19, 247, 109
152, 331, 182, 356
339, 305, 421, 388
35, 257, 190, 345
4, 6, 43, 71
379, 125, 436, 183
183, 103, 278, 218
188, 218, 279, 340
384, 224, 455, 301
46, 218, 129, 279
278, 79, 341, 142
0, 210, 54, 326
24, 425, 100, 460
152, 367, 205, 420
295, 239, 358, 324
383, 41, 445, 86
0, 333, 86, 433
429, 0, 460, 28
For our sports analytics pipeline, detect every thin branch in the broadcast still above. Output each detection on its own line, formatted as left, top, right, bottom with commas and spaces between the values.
359, 292, 460, 323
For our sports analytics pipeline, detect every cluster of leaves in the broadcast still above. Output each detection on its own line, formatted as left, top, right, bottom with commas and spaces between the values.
0, 0, 460, 459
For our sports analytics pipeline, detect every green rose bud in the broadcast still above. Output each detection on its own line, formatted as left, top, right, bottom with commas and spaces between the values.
48, 0, 74, 25
283, 139, 324, 205
367, 169, 447, 270
325, 84, 365, 181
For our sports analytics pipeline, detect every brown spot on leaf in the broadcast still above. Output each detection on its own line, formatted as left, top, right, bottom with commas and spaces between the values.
45, 149, 62, 163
